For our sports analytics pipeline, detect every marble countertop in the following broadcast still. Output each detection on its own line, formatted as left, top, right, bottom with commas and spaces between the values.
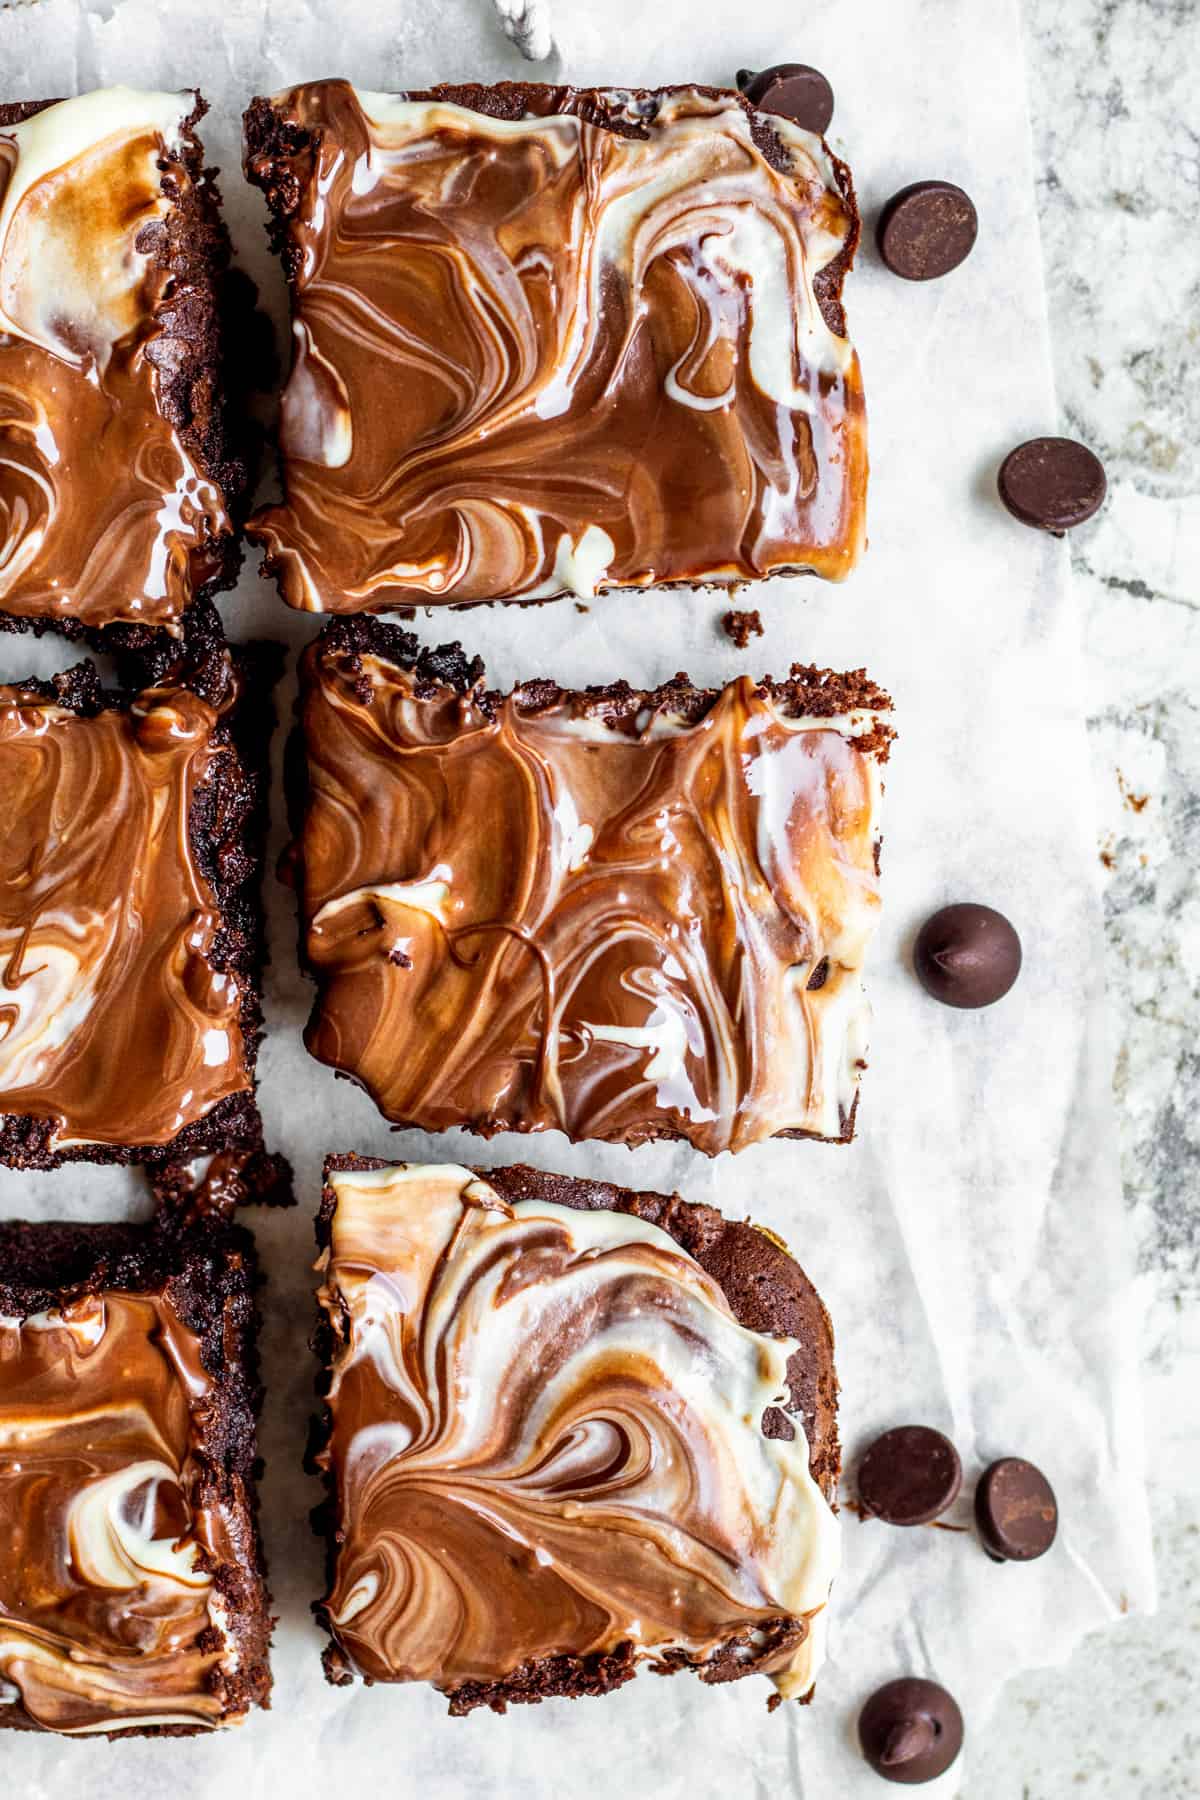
978, 2, 1199, 1791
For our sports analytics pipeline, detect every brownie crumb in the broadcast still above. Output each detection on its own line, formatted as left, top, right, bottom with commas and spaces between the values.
722, 608, 764, 648
1117, 771, 1150, 813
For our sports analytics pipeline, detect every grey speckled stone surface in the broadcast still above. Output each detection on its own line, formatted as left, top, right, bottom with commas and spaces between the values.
974, 2, 1199, 1792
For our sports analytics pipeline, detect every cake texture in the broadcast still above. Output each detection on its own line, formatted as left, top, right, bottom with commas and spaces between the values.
0, 602, 288, 1195
244, 79, 866, 611
0, 1211, 272, 1733
0, 88, 250, 640
286, 617, 892, 1154
312, 1157, 840, 1713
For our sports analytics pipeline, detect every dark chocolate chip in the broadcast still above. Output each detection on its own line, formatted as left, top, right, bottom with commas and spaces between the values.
876, 181, 978, 280
858, 1425, 962, 1527
913, 903, 1021, 1009
975, 1458, 1058, 1562
997, 437, 1107, 534
737, 63, 835, 135
859, 1679, 964, 1784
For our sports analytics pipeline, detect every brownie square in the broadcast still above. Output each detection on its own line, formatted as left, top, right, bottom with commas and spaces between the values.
287, 617, 893, 1154
244, 79, 866, 611
0, 1211, 272, 1733
0, 89, 251, 641
312, 1157, 840, 1714
0, 603, 287, 1195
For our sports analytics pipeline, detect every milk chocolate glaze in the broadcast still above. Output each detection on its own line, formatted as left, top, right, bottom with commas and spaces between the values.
315, 1162, 841, 1708
0, 1291, 241, 1731
245, 81, 867, 609
291, 624, 892, 1153
0, 90, 238, 630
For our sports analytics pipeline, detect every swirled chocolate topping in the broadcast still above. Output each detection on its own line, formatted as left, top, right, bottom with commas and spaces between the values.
0, 681, 250, 1148
0, 89, 235, 631
245, 80, 866, 609
316, 1162, 841, 1706
0, 1292, 239, 1732
292, 624, 891, 1153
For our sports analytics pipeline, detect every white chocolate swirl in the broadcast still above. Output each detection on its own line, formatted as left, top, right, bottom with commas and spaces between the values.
317, 1163, 841, 1703
0, 88, 188, 366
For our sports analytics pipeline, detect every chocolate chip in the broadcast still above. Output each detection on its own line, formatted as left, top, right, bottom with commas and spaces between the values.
975, 1458, 1058, 1562
913, 903, 1021, 1009
737, 63, 835, 135
858, 1426, 962, 1526
876, 181, 978, 280
997, 437, 1107, 534
859, 1679, 964, 1784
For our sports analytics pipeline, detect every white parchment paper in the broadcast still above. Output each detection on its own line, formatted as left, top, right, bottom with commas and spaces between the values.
0, 1, 1155, 1793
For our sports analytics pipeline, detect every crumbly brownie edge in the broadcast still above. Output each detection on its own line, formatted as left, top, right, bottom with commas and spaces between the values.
0, 602, 292, 1199
0, 1213, 273, 1735
0, 93, 258, 650
302, 612, 893, 738
310, 1154, 839, 1713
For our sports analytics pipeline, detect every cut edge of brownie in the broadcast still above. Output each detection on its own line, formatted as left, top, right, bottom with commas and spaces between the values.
309, 1153, 839, 1715
0, 91, 261, 651
0, 599, 292, 1202
298, 614, 893, 741
0, 1210, 274, 1735
285, 616, 889, 1150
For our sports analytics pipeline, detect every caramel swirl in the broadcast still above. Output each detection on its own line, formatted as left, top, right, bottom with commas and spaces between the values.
0, 683, 249, 1148
247, 81, 866, 609
317, 1164, 840, 1700
295, 640, 887, 1152
0, 1293, 238, 1733
0, 90, 231, 629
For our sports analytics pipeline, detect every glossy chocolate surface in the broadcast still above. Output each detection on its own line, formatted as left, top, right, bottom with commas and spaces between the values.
0, 1291, 237, 1732
0, 91, 233, 630
0, 680, 250, 1149
315, 1162, 841, 1704
290, 629, 892, 1153
246, 81, 867, 609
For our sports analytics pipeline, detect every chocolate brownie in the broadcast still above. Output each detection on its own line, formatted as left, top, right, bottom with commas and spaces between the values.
244, 79, 866, 611
0, 1209, 272, 1734
0, 600, 289, 1199
311, 1156, 840, 1714
285, 616, 892, 1155
0, 89, 254, 644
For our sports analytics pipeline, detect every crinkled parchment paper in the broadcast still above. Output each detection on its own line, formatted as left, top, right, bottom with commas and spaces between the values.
0, 0, 1153, 1793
